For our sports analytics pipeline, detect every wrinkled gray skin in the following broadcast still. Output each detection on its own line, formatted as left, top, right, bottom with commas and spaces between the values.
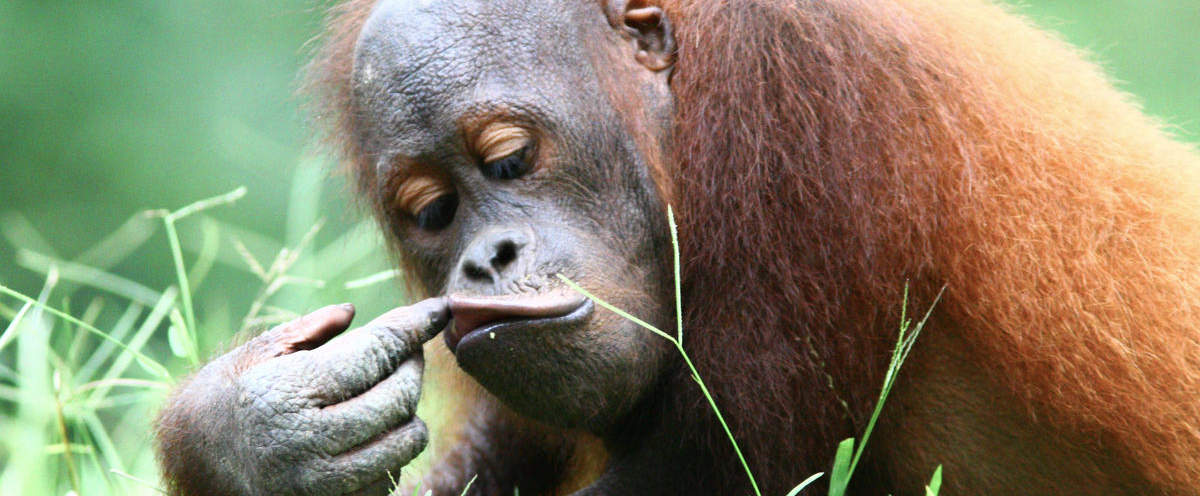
157, 0, 677, 494
160, 300, 449, 495
353, 0, 675, 431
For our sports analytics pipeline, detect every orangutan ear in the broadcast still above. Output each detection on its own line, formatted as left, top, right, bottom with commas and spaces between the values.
605, 0, 675, 72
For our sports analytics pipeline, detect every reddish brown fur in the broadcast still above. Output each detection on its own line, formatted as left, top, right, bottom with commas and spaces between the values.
310, 0, 1200, 493
662, 0, 1200, 492
306, 0, 382, 199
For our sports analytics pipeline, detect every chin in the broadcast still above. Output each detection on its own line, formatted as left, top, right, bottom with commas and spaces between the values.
446, 290, 668, 431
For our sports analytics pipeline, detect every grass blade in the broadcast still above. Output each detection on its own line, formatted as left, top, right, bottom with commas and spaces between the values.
186, 216, 222, 290
668, 207, 683, 344
81, 408, 129, 480
827, 437, 856, 496
828, 285, 945, 495
162, 187, 248, 341
0, 284, 170, 381
344, 269, 401, 290
0, 301, 32, 353
66, 296, 107, 364
925, 465, 943, 496
165, 186, 248, 222
556, 276, 673, 342
110, 470, 166, 495
166, 307, 197, 364
459, 475, 478, 496
74, 303, 143, 384
85, 287, 178, 405
16, 249, 163, 306
557, 205, 762, 496
0, 211, 60, 258
72, 378, 169, 395
75, 212, 160, 270
52, 371, 82, 494
786, 472, 825, 496
162, 218, 194, 343
3, 269, 57, 495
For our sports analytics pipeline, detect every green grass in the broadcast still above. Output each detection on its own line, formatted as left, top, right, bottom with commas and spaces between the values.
0, 181, 407, 495
0, 3, 1192, 494
1, 187, 942, 495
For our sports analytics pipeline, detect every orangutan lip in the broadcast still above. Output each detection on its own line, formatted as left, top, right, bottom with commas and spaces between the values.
445, 291, 591, 350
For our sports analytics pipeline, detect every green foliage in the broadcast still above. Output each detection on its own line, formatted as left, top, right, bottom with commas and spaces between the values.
0, 186, 405, 495
0, 1, 1194, 494
826, 286, 943, 496
926, 465, 943, 496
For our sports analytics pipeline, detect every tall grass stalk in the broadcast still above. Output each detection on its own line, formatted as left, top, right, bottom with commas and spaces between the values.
558, 206, 763, 496
826, 284, 944, 496
560, 206, 943, 495
157, 186, 247, 365
52, 371, 82, 494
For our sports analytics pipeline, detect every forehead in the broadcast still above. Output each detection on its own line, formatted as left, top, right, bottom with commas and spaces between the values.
352, 0, 607, 156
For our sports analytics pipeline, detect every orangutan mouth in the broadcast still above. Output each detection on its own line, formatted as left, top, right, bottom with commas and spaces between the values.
445, 290, 592, 350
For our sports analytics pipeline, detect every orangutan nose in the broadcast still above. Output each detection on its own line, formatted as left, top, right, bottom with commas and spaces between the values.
458, 227, 532, 286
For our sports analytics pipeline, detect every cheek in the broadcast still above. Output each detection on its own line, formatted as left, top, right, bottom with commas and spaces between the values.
564, 172, 670, 272
393, 240, 456, 294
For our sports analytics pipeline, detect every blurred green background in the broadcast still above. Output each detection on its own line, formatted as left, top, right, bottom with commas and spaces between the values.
0, 1, 374, 302
0, 0, 1196, 494
1, 0, 1198, 298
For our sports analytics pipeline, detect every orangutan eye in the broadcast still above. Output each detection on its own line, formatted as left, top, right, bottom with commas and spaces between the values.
414, 194, 458, 230
481, 146, 532, 180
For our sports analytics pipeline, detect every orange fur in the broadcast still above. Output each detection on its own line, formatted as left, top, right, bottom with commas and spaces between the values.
663, 0, 1200, 491
310, 0, 1200, 492
911, 1, 1200, 488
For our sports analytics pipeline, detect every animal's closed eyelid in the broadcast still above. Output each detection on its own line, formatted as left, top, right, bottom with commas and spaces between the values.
482, 147, 534, 180
394, 174, 453, 215
475, 122, 533, 163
